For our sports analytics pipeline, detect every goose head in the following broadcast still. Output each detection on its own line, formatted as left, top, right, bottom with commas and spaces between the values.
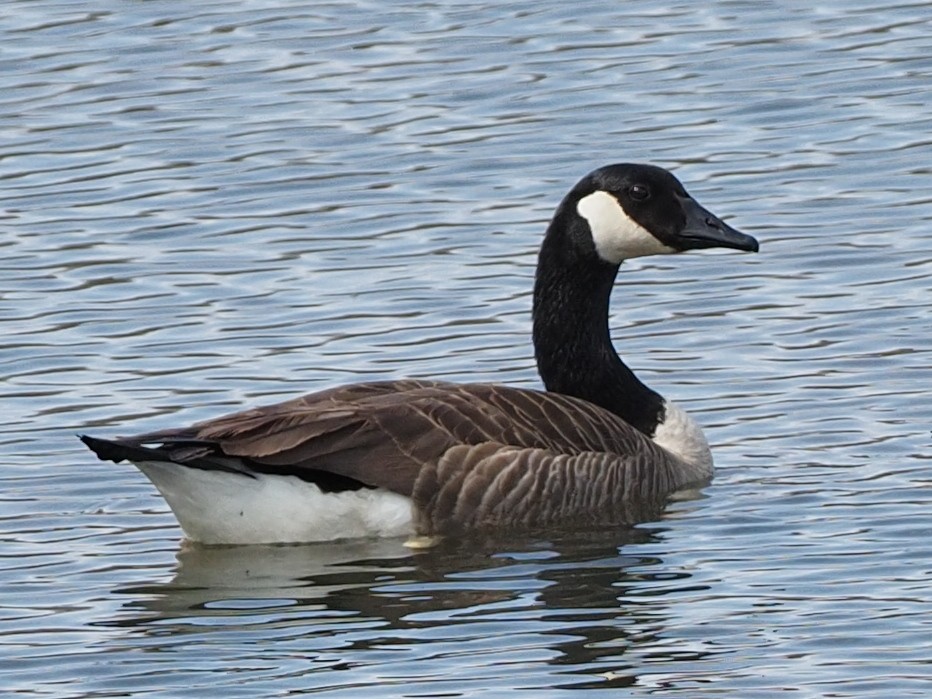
556, 163, 759, 265
533, 163, 758, 449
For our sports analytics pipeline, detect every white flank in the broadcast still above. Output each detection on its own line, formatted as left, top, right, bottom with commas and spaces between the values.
136, 461, 414, 545
650, 401, 714, 481
577, 190, 675, 263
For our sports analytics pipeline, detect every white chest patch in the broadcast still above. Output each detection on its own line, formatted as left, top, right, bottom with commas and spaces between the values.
651, 400, 714, 481
577, 190, 675, 264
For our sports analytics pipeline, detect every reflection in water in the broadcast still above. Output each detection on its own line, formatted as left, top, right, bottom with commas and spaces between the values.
103, 527, 704, 691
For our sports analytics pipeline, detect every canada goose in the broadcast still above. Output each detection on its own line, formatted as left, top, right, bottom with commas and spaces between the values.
81, 163, 758, 544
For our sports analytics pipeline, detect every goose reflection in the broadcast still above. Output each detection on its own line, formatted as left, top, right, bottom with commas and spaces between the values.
107, 525, 712, 689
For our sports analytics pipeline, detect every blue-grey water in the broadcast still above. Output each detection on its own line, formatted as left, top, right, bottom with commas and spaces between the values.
2, 1, 931, 697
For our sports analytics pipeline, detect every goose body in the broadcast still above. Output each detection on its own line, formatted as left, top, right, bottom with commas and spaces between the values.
81, 163, 758, 544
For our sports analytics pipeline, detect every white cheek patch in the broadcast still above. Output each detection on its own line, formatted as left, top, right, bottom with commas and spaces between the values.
577, 190, 675, 263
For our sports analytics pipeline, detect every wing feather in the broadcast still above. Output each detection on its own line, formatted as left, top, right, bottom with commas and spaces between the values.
412, 442, 674, 534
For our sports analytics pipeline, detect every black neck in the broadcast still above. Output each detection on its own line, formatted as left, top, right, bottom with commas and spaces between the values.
531, 214, 664, 436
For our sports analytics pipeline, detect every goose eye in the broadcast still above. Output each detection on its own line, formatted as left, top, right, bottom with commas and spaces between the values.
629, 184, 650, 201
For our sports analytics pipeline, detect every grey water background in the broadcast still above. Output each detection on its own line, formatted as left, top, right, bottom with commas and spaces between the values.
2, 0, 931, 696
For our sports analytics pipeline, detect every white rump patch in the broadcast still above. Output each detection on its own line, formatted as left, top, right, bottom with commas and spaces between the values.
135, 461, 414, 545
651, 401, 714, 480
577, 190, 675, 263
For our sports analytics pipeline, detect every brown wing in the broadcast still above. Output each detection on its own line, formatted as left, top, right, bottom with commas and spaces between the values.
411, 442, 675, 535
118, 379, 680, 499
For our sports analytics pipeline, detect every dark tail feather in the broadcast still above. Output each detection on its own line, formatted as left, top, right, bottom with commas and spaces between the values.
79, 434, 166, 464
79, 434, 259, 479
79, 435, 371, 491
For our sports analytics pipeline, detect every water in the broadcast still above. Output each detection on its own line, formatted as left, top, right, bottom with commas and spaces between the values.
2, 1, 931, 696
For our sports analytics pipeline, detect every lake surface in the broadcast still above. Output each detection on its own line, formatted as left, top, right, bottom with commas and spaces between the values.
2, 1, 931, 696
